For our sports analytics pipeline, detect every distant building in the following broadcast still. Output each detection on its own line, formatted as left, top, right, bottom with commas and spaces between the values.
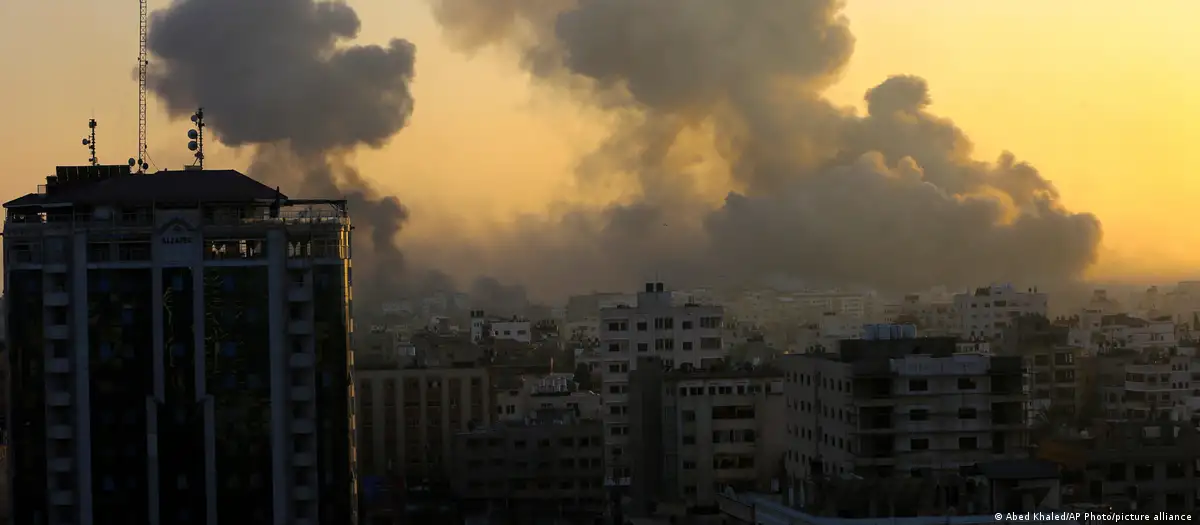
596, 282, 726, 485
1038, 421, 1200, 513
954, 284, 1048, 340
451, 408, 606, 521
495, 373, 602, 422
3, 166, 357, 525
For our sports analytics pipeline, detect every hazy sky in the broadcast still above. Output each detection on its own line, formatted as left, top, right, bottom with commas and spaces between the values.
1, 0, 1198, 283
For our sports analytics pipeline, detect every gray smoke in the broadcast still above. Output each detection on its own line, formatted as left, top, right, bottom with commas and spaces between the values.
146, 0, 416, 308
423, 0, 1103, 297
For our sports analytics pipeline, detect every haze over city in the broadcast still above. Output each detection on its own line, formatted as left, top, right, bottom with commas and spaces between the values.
2, 0, 1199, 305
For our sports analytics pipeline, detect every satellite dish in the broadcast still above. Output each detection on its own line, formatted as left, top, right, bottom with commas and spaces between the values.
190, 114, 198, 123
127, 158, 136, 166
188, 141, 199, 151
141, 163, 149, 170
187, 129, 198, 139
82, 139, 90, 145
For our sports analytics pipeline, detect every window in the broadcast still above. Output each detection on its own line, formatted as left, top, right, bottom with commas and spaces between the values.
700, 337, 721, 350
636, 321, 648, 331
958, 437, 978, 450
910, 438, 929, 451
682, 321, 693, 330
682, 341, 693, 351
681, 410, 696, 422
909, 409, 929, 421
607, 321, 628, 331
654, 338, 675, 351
958, 407, 978, 419
908, 379, 928, 392
699, 316, 722, 329
957, 377, 976, 390
637, 343, 648, 352
654, 317, 675, 330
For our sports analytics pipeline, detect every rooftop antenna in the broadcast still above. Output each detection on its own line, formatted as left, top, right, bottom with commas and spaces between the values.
135, 0, 148, 173
188, 108, 205, 169
82, 119, 98, 166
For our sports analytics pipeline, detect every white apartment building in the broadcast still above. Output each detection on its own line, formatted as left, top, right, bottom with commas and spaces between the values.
3, 165, 356, 525
954, 284, 1048, 340
1069, 313, 1177, 352
495, 373, 603, 421
780, 337, 1026, 487
469, 310, 532, 343
597, 282, 725, 484
1095, 347, 1200, 422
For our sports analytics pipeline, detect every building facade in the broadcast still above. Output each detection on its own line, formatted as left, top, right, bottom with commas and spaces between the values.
954, 285, 1048, 340
596, 282, 725, 484
4, 166, 357, 525
450, 409, 606, 521
782, 337, 1027, 484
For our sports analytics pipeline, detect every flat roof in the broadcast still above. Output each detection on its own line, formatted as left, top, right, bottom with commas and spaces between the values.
5, 168, 286, 209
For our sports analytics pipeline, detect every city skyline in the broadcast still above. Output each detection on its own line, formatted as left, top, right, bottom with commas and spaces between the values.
1, 1, 1199, 301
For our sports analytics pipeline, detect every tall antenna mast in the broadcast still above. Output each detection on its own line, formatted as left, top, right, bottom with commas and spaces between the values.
137, 0, 148, 173
82, 119, 98, 166
188, 108, 205, 169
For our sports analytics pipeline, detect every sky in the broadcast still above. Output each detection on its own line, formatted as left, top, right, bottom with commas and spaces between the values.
1, 0, 1199, 286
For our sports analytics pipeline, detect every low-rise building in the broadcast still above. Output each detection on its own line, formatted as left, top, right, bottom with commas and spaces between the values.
495, 373, 602, 421
451, 408, 607, 521
1038, 421, 1200, 513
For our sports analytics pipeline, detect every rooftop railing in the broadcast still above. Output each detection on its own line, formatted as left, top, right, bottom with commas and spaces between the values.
4, 207, 348, 229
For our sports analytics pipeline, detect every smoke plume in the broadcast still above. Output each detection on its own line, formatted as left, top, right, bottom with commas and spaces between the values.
420, 0, 1103, 297
145, 0, 416, 308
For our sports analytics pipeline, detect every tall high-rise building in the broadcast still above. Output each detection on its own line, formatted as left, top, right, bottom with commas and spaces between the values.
4, 165, 358, 525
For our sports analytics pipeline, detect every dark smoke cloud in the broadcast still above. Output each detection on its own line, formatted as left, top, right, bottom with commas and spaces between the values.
146, 0, 418, 307
422, 0, 1102, 297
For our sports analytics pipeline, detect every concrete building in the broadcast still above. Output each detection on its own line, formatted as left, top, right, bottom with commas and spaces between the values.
469, 310, 533, 344
495, 373, 602, 422
451, 408, 606, 521
354, 365, 491, 482
1038, 421, 1200, 513
630, 362, 786, 509
597, 282, 725, 485
954, 284, 1049, 340
781, 336, 1027, 486
3, 165, 357, 525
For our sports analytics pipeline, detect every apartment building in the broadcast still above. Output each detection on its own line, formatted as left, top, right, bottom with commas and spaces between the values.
4, 165, 356, 525
495, 373, 602, 422
597, 282, 725, 485
631, 363, 786, 508
954, 284, 1048, 340
354, 365, 490, 481
1039, 421, 1200, 512
781, 336, 1027, 485
451, 408, 606, 521
1089, 347, 1199, 422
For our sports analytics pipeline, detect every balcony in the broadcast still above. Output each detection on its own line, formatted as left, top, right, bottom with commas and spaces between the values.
294, 486, 315, 500
45, 292, 70, 307
47, 358, 71, 374
48, 392, 72, 406
46, 324, 70, 340
50, 490, 73, 507
48, 425, 72, 440
293, 453, 316, 467
288, 321, 312, 335
290, 387, 314, 401
49, 457, 73, 472
291, 419, 316, 434
288, 286, 310, 302
289, 353, 315, 368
